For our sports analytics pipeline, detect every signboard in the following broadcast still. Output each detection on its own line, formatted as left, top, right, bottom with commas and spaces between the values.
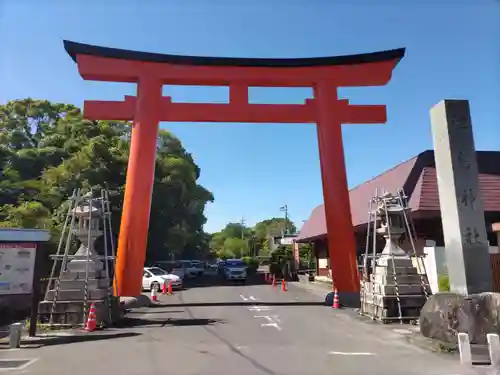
0, 243, 37, 295
279, 237, 297, 246
292, 240, 300, 266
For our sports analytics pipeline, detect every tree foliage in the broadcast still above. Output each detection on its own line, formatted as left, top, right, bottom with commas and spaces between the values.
209, 217, 296, 259
0, 99, 213, 261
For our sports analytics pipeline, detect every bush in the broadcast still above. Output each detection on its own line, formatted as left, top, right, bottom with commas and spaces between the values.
242, 256, 259, 274
438, 274, 450, 292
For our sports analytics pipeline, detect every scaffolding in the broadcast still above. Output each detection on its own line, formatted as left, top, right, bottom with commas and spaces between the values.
38, 189, 117, 327
360, 188, 431, 323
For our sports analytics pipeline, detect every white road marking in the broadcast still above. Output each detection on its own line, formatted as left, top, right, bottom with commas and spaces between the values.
254, 315, 273, 322
254, 315, 280, 323
248, 305, 271, 312
249, 296, 257, 301
392, 328, 412, 334
0, 358, 40, 371
328, 351, 376, 356
261, 322, 282, 331
254, 315, 282, 330
240, 294, 249, 301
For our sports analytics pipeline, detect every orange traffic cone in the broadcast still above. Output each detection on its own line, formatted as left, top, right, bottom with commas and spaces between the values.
167, 280, 173, 295
162, 282, 167, 295
151, 286, 158, 302
332, 288, 340, 309
271, 275, 276, 287
84, 303, 97, 332
281, 279, 287, 292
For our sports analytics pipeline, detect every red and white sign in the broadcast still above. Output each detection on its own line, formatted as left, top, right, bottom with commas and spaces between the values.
0, 243, 37, 295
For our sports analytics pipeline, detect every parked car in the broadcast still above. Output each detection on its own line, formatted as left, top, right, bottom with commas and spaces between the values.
153, 261, 185, 280
223, 259, 247, 283
191, 261, 205, 277
180, 260, 200, 278
217, 260, 226, 276
142, 267, 183, 291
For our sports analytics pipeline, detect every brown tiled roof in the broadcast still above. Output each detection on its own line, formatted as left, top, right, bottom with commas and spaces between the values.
296, 150, 500, 242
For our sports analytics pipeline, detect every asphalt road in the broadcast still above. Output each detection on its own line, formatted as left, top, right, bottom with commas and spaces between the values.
1, 273, 468, 375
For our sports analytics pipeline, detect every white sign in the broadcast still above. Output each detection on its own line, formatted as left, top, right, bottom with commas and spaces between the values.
279, 237, 296, 245
0, 243, 37, 295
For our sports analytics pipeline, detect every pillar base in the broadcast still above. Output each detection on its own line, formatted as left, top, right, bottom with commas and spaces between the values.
324, 291, 361, 308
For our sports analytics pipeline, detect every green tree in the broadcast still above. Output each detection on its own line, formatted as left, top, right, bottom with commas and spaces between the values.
0, 99, 213, 261
259, 237, 271, 257
254, 217, 296, 239
253, 217, 296, 255
222, 237, 248, 259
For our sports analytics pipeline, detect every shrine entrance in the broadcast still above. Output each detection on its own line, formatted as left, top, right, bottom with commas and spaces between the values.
64, 40, 405, 297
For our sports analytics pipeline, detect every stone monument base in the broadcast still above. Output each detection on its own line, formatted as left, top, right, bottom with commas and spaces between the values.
38, 296, 122, 328
360, 257, 428, 323
419, 292, 500, 345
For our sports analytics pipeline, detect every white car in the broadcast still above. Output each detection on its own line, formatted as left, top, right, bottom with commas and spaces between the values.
154, 261, 186, 280
223, 259, 247, 282
142, 267, 183, 291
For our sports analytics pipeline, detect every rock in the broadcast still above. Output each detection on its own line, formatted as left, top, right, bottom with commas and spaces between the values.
419, 292, 500, 344
119, 295, 151, 309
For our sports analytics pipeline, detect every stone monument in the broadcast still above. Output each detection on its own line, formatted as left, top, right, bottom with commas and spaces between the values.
360, 191, 429, 322
420, 100, 495, 345
39, 190, 119, 327
430, 99, 491, 294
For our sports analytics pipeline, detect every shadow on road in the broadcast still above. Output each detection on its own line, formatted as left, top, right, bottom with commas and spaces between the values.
13, 332, 142, 348
150, 301, 325, 308
182, 274, 268, 290
126, 310, 185, 315
114, 317, 224, 328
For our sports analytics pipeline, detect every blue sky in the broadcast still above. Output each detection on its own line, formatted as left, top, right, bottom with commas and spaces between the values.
1, 0, 499, 233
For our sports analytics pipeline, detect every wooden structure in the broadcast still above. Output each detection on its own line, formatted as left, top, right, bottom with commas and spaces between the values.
64, 40, 404, 295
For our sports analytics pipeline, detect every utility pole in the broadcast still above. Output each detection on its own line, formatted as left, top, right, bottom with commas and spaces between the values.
240, 216, 246, 240
240, 216, 247, 256
280, 205, 289, 234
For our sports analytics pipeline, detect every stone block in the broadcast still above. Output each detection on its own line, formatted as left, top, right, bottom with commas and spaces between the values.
46, 288, 108, 301
38, 297, 121, 326
419, 292, 500, 345
60, 270, 104, 280
374, 266, 418, 276
376, 257, 414, 268
66, 260, 104, 273
362, 292, 426, 308
374, 273, 423, 284
374, 283, 425, 296
58, 279, 109, 290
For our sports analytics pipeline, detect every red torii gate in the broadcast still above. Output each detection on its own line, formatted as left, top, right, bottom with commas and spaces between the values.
64, 40, 404, 297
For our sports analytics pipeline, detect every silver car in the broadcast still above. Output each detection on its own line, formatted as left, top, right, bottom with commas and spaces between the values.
223, 259, 247, 283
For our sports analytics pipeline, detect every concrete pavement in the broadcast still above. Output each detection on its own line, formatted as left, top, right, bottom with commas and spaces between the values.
0, 274, 468, 374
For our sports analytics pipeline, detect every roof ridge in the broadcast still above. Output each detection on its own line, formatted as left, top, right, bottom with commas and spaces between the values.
348, 150, 433, 192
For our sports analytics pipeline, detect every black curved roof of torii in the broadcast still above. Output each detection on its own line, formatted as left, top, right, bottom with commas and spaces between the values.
63, 40, 405, 68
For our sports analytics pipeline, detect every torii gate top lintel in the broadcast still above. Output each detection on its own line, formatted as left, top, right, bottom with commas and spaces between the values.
63, 40, 405, 87
64, 40, 405, 69
63, 40, 405, 124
